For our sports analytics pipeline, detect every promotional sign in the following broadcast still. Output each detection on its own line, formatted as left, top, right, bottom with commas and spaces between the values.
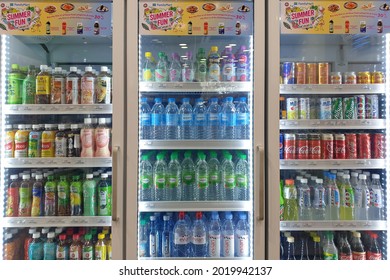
139, 1, 253, 36
281, 1, 390, 34
0, 2, 111, 36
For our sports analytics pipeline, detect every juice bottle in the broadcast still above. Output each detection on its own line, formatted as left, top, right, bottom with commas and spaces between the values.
221, 46, 236, 81
6, 175, 20, 217
50, 67, 65, 104
97, 66, 111, 104
41, 124, 56, 157
70, 175, 83, 216
66, 67, 81, 104
82, 234, 94, 260
28, 124, 42, 158
35, 65, 51, 104
28, 232, 44, 260
22, 65, 36, 104
95, 233, 106, 260
24, 228, 36, 259
14, 124, 29, 158
43, 232, 56, 260
94, 118, 111, 157
143, 52, 155, 81
31, 174, 44, 217
340, 174, 355, 220
107, 233, 112, 260
4, 124, 15, 158
81, 118, 94, 157
57, 175, 70, 216
44, 175, 57, 216
55, 124, 67, 157
81, 66, 96, 104
67, 124, 81, 157
98, 173, 112, 216
83, 174, 97, 216
3, 234, 16, 260
283, 179, 298, 221
56, 233, 69, 260
8, 64, 23, 104
69, 234, 82, 260
207, 46, 220, 82
18, 174, 32, 217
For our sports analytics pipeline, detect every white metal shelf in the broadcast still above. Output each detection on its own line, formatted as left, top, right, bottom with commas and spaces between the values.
280, 84, 385, 94
3, 157, 112, 168
280, 119, 386, 130
138, 201, 252, 212
139, 140, 251, 150
280, 159, 386, 170
2, 104, 112, 115
280, 221, 387, 231
139, 257, 252, 260
139, 82, 252, 92
1, 216, 112, 228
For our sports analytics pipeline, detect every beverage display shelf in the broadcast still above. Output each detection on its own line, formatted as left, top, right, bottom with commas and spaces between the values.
3, 157, 112, 168
280, 221, 387, 231
139, 257, 252, 260
139, 82, 252, 92
280, 84, 385, 94
140, 140, 251, 150
280, 159, 386, 170
1, 216, 112, 228
138, 201, 252, 212
280, 119, 386, 130
2, 104, 112, 115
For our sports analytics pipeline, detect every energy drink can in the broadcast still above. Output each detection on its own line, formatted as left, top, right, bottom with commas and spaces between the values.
282, 62, 295, 84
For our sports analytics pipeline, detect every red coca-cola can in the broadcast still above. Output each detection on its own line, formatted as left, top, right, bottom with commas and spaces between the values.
321, 133, 334, 159
345, 133, 357, 159
334, 134, 346, 159
372, 133, 386, 159
308, 133, 321, 159
357, 133, 371, 159
284, 133, 296, 159
296, 134, 309, 159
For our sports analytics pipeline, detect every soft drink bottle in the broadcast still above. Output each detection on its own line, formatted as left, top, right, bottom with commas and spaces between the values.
323, 232, 338, 260
80, 118, 94, 157
57, 175, 70, 216
283, 179, 298, 221
369, 174, 384, 220
354, 174, 370, 220
82, 234, 94, 260
351, 172, 359, 189
207, 98, 221, 139
221, 97, 237, 139
154, 153, 167, 201
98, 173, 112, 216
182, 51, 195, 82
338, 233, 352, 260
325, 173, 340, 220
181, 151, 196, 201
208, 151, 221, 201
28, 232, 44, 260
140, 155, 154, 201
149, 215, 159, 258
285, 236, 296, 260
155, 52, 168, 82
363, 171, 372, 187
207, 46, 220, 82
162, 215, 172, 257
31, 174, 44, 217
195, 48, 207, 82
140, 97, 152, 139
193, 98, 208, 139
44, 175, 56, 216
221, 154, 236, 201
56, 234, 69, 260
167, 152, 181, 201
43, 232, 56, 260
236, 154, 249, 201
169, 52, 182, 82
192, 212, 207, 257
18, 174, 31, 217
366, 233, 382, 260
142, 52, 155, 81
222, 212, 235, 257
312, 236, 322, 260
340, 174, 355, 220
235, 213, 249, 257
165, 98, 180, 140
235, 97, 250, 139
195, 153, 209, 201
298, 178, 311, 220
139, 220, 149, 257
70, 175, 82, 216
83, 174, 97, 216
208, 211, 221, 257
151, 98, 165, 140
179, 98, 194, 139
312, 178, 326, 220
221, 46, 236, 81
173, 212, 190, 257
22, 65, 36, 104
95, 233, 107, 260
279, 180, 285, 221
297, 232, 309, 260
236, 45, 249, 81
351, 232, 366, 260
81, 66, 96, 104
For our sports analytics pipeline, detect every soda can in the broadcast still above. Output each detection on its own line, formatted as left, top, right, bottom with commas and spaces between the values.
345, 133, 357, 159
344, 72, 357, 84
356, 95, 366, 119
308, 133, 321, 159
280, 97, 287, 119
365, 95, 379, 119
296, 134, 309, 159
319, 98, 332, 119
310, 97, 317, 119
286, 98, 298, 120
284, 133, 296, 159
331, 97, 343, 119
372, 133, 386, 159
321, 133, 334, 159
334, 134, 346, 159
357, 133, 371, 159
306, 63, 318, 84
357, 71, 371, 84
371, 71, 385, 84
298, 98, 310, 119
318, 63, 329, 84
282, 62, 295, 84
343, 97, 357, 119
280, 133, 284, 159
330, 72, 342, 84
295, 62, 306, 84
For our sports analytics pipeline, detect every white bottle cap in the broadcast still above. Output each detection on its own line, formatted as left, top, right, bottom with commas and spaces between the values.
287, 236, 294, 243
98, 118, 106, 124
22, 174, 30, 180
101, 66, 108, 72
150, 216, 156, 221
29, 228, 36, 234
107, 171, 112, 176
5, 233, 13, 240
296, 176, 302, 181
5, 124, 13, 129
353, 232, 361, 238
343, 174, 350, 179
70, 67, 78, 72
85, 66, 93, 72
163, 215, 170, 221
36, 174, 43, 180
311, 176, 317, 180
33, 232, 41, 238
55, 67, 62, 72
58, 124, 66, 130
42, 228, 49, 234
316, 178, 323, 184
86, 174, 93, 179
18, 124, 25, 130
40, 65, 48, 70
330, 170, 337, 174
372, 174, 380, 179
351, 172, 358, 177
10, 228, 18, 234
55, 228, 63, 234
84, 118, 92, 124
300, 178, 308, 184
101, 173, 108, 179
71, 124, 79, 129
10, 175, 18, 180
32, 124, 40, 130
363, 171, 371, 176
44, 124, 52, 129
359, 174, 367, 180
47, 232, 55, 239
284, 232, 291, 237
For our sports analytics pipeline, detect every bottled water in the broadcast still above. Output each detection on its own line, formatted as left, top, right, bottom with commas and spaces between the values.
155, 52, 168, 82
354, 174, 370, 220
207, 98, 221, 139
181, 151, 196, 201
193, 98, 207, 139
195, 153, 209, 201
221, 97, 236, 139
153, 153, 167, 201
161, 215, 172, 257
165, 98, 179, 140
167, 152, 181, 201
139, 155, 153, 201
178, 98, 194, 139
182, 51, 195, 82
340, 174, 354, 220
208, 152, 221, 201
195, 48, 207, 82
363, 171, 372, 187
298, 178, 311, 220
208, 211, 221, 257
235, 97, 250, 139
235, 213, 249, 257
140, 97, 151, 139
369, 174, 384, 220
169, 53, 182, 82
325, 173, 340, 220
351, 172, 359, 190
221, 154, 235, 200
221, 212, 235, 257
139, 219, 149, 257
235, 154, 249, 201
173, 212, 190, 257
309, 176, 317, 203
149, 216, 158, 257
312, 178, 326, 220
151, 98, 165, 139
192, 212, 207, 257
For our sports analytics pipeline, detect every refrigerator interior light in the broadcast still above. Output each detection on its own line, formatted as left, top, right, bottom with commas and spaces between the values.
248, 34, 254, 258
385, 34, 390, 258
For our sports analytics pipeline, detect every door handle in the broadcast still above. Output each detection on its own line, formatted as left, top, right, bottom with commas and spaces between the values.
257, 145, 265, 221
112, 146, 120, 222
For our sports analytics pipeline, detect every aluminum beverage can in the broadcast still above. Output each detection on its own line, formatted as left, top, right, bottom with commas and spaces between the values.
372, 133, 386, 159
357, 71, 371, 84
286, 98, 298, 120
299, 97, 310, 119
308, 133, 321, 159
282, 62, 295, 84
330, 72, 342, 84
280, 133, 284, 159
371, 71, 385, 84
319, 98, 332, 119
306, 63, 318, 84
331, 97, 343, 119
318, 63, 329, 84
296, 134, 309, 159
356, 95, 366, 119
284, 133, 296, 159
344, 72, 357, 84
365, 95, 379, 119
321, 133, 334, 159
343, 97, 357, 119
357, 133, 371, 159
310, 98, 317, 119
295, 62, 306, 84
334, 134, 346, 159
280, 97, 287, 119
345, 133, 357, 159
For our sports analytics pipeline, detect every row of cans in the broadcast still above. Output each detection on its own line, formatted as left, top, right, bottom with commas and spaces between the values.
280, 132, 385, 160
281, 62, 385, 84
280, 95, 380, 120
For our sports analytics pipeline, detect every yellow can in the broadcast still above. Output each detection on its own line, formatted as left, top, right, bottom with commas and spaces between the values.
371, 71, 385, 84
357, 71, 371, 84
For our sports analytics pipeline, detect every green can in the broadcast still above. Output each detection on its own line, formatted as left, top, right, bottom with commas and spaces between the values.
332, 97, 343, 119
343, 97, 357, 119
8, 64, 23, 104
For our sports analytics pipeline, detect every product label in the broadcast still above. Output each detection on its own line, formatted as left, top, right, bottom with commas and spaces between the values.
6, 187, 18, 217
31, 186, 42, 216
192, 235, 206, 245
5, 131, 15, 157
208, 63, 220, 82
36, 76, 50, 95
95, 245, 106, 260
169, 69, 180, 82
181, 113, 192, 124
330, 188, 340, 207
99, 187, 110, 215
298, 189, 311, 207
155, 69, 167, 82
70, 185, 81, 208
82, 246, 93, 260
80, 128, 94, 157
198, 175, 208, 189
140, 175, 152, 189
341, 188, 354, 207
28, 243, 43, 260
339, 253, 352, 260
174, 233, 188, 245
168, 176, 179, 189
370, 189, 383, 208
139, 241, 147, 257
41, 131, 55, 157
223, 234, 234, 257
19, 187, 31, 216
155, 175, 166, 189
195, 113, 206, 124
151, 113, 163, 126
143, 69, 153, 81
51, 77, 65, 104
208, 113, 220, 125
166, 114, 178, 126
149, 235, 157, 257
224, 175, 235, 189
55, 136, 67, 157
28, 132, 41, 158
236, 174, 248, 188
81, 77, 95, 104
43, 243, 56, 260
210, 173, 219, 185
66, 77, 80, 104
183, 172, 194, 185
352, 251, 366, 260
323, 252, 338, 260
222, 113, 237, 126
237, 113, 249, 125
56, 245, 69, 260
236, 234, 249, 257
141, 113, 151, 126
222, 62, 235, 81
97, 76, 111, 104
162, 234, 170, 257
367, 252, 382, 260
209, 234, 221, 257
15, 131, 29, 158
95, 128, 110, 157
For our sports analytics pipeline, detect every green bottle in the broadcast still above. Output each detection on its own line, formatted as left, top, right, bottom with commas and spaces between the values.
57, 175, 70, 216
283, 179, 298, 221
8, 64, 23, 104
97, 173, 111, 216
70, 175, 82, 216
280, 180, 285, 221
83, 174, 97, 216
22, 65, 37, 104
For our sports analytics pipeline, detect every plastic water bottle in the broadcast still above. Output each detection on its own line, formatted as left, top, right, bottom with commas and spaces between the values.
192, 212, 207, 257
312, 178, 326, 220
140, 97, 151, 139
181, 151, 196, 201
142, 52, 155, 81
182, 51, 195, 82
235, 97, 250, 139
221, 154, 235, 201
154, 153, 167, 201
222, 212, 235, 257
151, 98, 165, 140
236, 45, 249, 81
207, 98, 221, 139
221, 97, 236, 139
298, 178, 311, 220
208, 152, 221, 201
165, 98, 179, 140
340, 174, 354, 220
195, 48, 207, 82
208, 211, 221, 257
235, 213, 249, 257
363, 171, 372, 187
140, 155, 153, 201
173, 212, 190, 257
169, 52, 182, 82
351, 172, 359, 190
149, 216, 158, 257
207, 46, 220, 82
179, 98, 194, 139
195, 153, 209, 201
323, 232, 338, 260
325, 173, 340, 220
155, 52, 168, 82
167, 152, 181, 201
138, 219, 149, 257
369, 174, 384, 220
235, 154, 249, 201
162, 215, 172, 257
354, 174, 370, 220
193, 98, 207, 139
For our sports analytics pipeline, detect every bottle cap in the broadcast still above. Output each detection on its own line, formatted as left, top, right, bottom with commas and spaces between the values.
163, 215, 170, 221
22, 174, 30, 180
86, 174, 93, 179
55, 228, 63, 234
196, 212, 202, 219
101, 173, 108, 178
28, 228, 36, 234
98, 233, 105, 240
70, 67, 78, 72
85, 66, 93, 72
300, 178, 308, 184
150, 215, 156, 221
343, 174, 350, 179
313, 236, 320, 242
58, 124, 66, 130
359, 174, 367, 180
226, 96, 233, 102
287, 236, 294, 243
47, 232, 55, 239
73, 234, 80, 240
168, 98, 175, 103
225, 212, 233, 220
211, 211, 219, 220
372, 174, 380, 179
310, 176, 317, 180
101, 66, 108, 72
33, 232, 41, 238
98, 118, 106, 124
296, 176, 302, 181
285, 179, 294, 185
239, 213, 247, 220
10, 174, 18, 180
284, 232, 291, 237
84, 118, 92, 124
36, 174, 43, 180
351, 172, 358, 177
59, 234, 66, 240
316, 178, 323, 184
353, 232, 361, 238
18, 124, 25, 130
40, 65, 48, 71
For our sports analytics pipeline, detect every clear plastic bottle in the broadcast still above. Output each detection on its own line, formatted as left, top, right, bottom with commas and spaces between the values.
51, 67, 65, 104
66, 66, 81, 104
138, 220, 149, 257
22, 65, 36, 104
368, 174, 384, 220
43, 232, 56, 260
193, 98, 208, 139
162, 215, 172, 257
151, 98, 165, 140
81, 66, 96, 104
208, 211, 221, 257
235, 213, 249, 257
182, 51, 195, 82
236, 45, 249, 81
351, 232, 366, 260
154, 153, 167, 201
325, 173, 340, 220
80, 118, 94, 157
181, 151, 196, 201
235, 97, 250, 139
35, 65, 51, 104
97, 173, 112, 216
207, 46, 220, 82
179, 97, 194, 139
96, 66, 111, 104
169, 52, 182, 82
94, 118, 111, 157
312, 236, 322, 260
354, 174, 370, 220
155, 52, 168, 82
149, 215, 159, 258
195, 48, 207, 82
221, 154, 235, 201
207, 98, 221, 139
340, 174, 355, 220
95, 233, 107, 260
143, 52, 155, 81
298, 178, 311, 220
222, 212, 235, 257
323, 232, 338, 260
140, 97, 152, 139
82, 234, 94, 260
338, 232, 352, 260
195, 153, 209, 201
165, 98, 180, 140
6, 175, 20, 217
285, 236, 296, 260
55, 124, 67, 157
28, 232, 44, 260
235, 154, 249, 201
56, 233, 69, 260
57, 175, 70, 216
140, 155, 154, 201
208, 152, 221, 201
31, 174, 44, 217
366, 233, 382, 260
221, 46, 236, 81
70, 175, 83, 216
351, 172, 359, 190
221, 97, 236, 139
192, 212, 207, 257
173, 212, 190, 257
312, 178, 326, 220
283, 179, 298, 221
167, 152, 181, 201
83, 174, 97, 216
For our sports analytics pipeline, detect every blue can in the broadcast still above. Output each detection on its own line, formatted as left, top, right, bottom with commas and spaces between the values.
280, 133, 284, 159
282, 62, 295, 84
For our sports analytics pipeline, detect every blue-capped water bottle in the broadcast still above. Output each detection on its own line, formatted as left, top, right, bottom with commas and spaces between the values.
165, 98, 179, 140
207, 98, 221, 139
193, 98, 207, 139
151, 98, 165, 139
235, 97, 250, 139
221, 97, 236, 139
140, 97, 151, 139
179, 98, 194, 139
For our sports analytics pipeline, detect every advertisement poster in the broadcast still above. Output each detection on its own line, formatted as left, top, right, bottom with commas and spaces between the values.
0, 2, 111, 36
281, 1, 390, 34
139, 1, 253, 36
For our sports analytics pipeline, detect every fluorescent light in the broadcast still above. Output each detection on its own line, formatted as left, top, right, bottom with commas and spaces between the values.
181, 46, 188, 49
179, 43, 187, 46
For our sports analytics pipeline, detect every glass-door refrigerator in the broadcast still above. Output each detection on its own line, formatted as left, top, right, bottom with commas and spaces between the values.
126, 0, 266, 259
268, 0, 389, 260
0, 0, 126, 260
